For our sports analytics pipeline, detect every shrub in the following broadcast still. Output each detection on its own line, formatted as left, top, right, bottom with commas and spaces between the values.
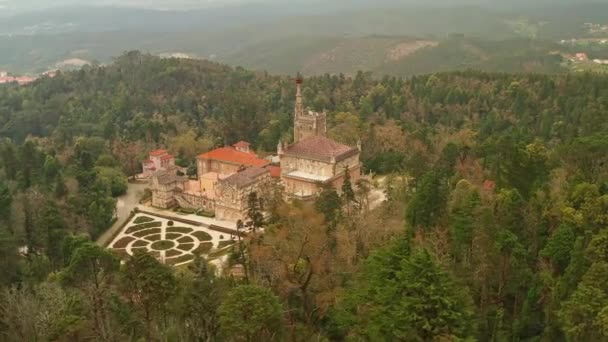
192, 230, 213, 241
111, 248, 130, 259
220, 235, 224, 240
166, 254, 194, 265
218, 240, 236, 249
196, 210, 216, 218
208, 247, 233, 260
167, 220, 174, 226
177, 207, 197, 214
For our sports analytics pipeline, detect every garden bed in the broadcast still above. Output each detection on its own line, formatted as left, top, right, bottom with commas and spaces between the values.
167, 227, 193, 234
194, 242, 214, 255
113, 236, 135, 249
133, 216, 155, 224
133, 228, 161, 238
192, 230, 212, 241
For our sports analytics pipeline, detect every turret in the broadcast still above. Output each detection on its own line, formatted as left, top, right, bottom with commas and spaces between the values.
277, 140, 284, 155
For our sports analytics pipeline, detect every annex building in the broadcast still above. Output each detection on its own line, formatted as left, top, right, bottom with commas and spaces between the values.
149, 77, 361, 222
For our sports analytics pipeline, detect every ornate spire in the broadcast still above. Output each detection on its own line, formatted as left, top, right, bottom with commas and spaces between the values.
294, 76, 304, 119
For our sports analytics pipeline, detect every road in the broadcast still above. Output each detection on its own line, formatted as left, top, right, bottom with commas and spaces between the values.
96, 181, 148, 247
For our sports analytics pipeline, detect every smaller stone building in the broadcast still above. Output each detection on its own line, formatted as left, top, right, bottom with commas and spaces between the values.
215, 167, 272, 222
142, 149, 175, 178
150, 168, 188, 209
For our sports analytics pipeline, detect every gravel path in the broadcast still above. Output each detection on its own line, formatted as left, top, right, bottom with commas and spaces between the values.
96, 182, 148, 246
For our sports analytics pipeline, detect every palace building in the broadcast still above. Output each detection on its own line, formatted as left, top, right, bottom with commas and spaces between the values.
279, 77, 361, 199
148, 77, 361, 222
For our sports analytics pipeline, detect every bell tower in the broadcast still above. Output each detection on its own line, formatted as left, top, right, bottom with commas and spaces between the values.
293, 77, 326, 143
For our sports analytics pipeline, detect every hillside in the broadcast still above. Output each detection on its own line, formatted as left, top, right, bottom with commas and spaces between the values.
4, 3, 608, 75
226, 36, 566, 76
2, 53, 608, 340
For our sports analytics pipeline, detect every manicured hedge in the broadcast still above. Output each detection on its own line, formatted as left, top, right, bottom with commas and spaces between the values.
177, 236, 194, 244
177, 243, 194, 251
195, 242, 214, 255
145, 234, 162, 242
113, 236, 135, 249
218, 240, 236, 249
133, 228, 161, 238
177, 207, 196, 214
192, 230, 212, 242
166, 254, 194, 265
132, 240, 148, 247
133, 216, 155, 224
126, 221, 162, 234
165, 233, 181, 240
196, 210, 215, 218
111, 248, 130, 259
167, 227, 193, 234
166, 249, 182, 258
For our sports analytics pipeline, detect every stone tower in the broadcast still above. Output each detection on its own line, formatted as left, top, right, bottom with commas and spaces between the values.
293, 77, 326, 143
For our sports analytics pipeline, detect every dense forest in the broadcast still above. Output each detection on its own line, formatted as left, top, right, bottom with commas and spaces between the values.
1, 51, 608, 341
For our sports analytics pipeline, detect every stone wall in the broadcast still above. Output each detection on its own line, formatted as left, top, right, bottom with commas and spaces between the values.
281, 155, 334, 177
198, 158, 241, 176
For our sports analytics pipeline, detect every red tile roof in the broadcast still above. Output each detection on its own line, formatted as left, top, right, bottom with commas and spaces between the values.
233, 141, 251, 148
160, 154, 174, 161
198, 148, 269, 167
267, 165, 281, 178
149, 149, 168, 157
284, 136, 359, 162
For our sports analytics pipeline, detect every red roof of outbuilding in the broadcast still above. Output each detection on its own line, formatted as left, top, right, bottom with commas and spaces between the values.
233, 141, 251, 148
198, 148, 269, 167
149, 149, 168, 157
267, 166, 281, 178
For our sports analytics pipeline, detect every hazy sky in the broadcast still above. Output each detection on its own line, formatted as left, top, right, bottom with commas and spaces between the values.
0, 0, 594, 13
0, 0, 249, 11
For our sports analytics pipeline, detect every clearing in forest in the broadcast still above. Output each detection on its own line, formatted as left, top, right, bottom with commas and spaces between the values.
108, 213, 237, 267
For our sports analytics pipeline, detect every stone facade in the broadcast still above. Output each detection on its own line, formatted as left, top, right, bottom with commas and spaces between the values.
149, 76, 362, 222
279, 78, 361, 199
150, 168, 187, 209
215, 167, 272, 222
151, 143, 275, 223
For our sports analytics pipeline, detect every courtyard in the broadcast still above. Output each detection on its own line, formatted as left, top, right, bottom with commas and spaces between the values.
108, 212, 237, 267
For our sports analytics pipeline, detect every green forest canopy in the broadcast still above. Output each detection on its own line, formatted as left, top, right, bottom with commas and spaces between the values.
0, 51, 608, 340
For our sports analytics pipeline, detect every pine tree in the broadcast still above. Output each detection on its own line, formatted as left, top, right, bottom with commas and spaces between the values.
332, 239, 475, 341
218, 285, 283, 341
341, 166, 355, 215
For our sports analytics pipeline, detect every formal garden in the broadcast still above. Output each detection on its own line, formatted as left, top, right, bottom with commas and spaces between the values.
108, 213, 237, 267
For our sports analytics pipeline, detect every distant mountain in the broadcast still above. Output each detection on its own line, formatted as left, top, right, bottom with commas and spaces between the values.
1, 2, 607, 75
